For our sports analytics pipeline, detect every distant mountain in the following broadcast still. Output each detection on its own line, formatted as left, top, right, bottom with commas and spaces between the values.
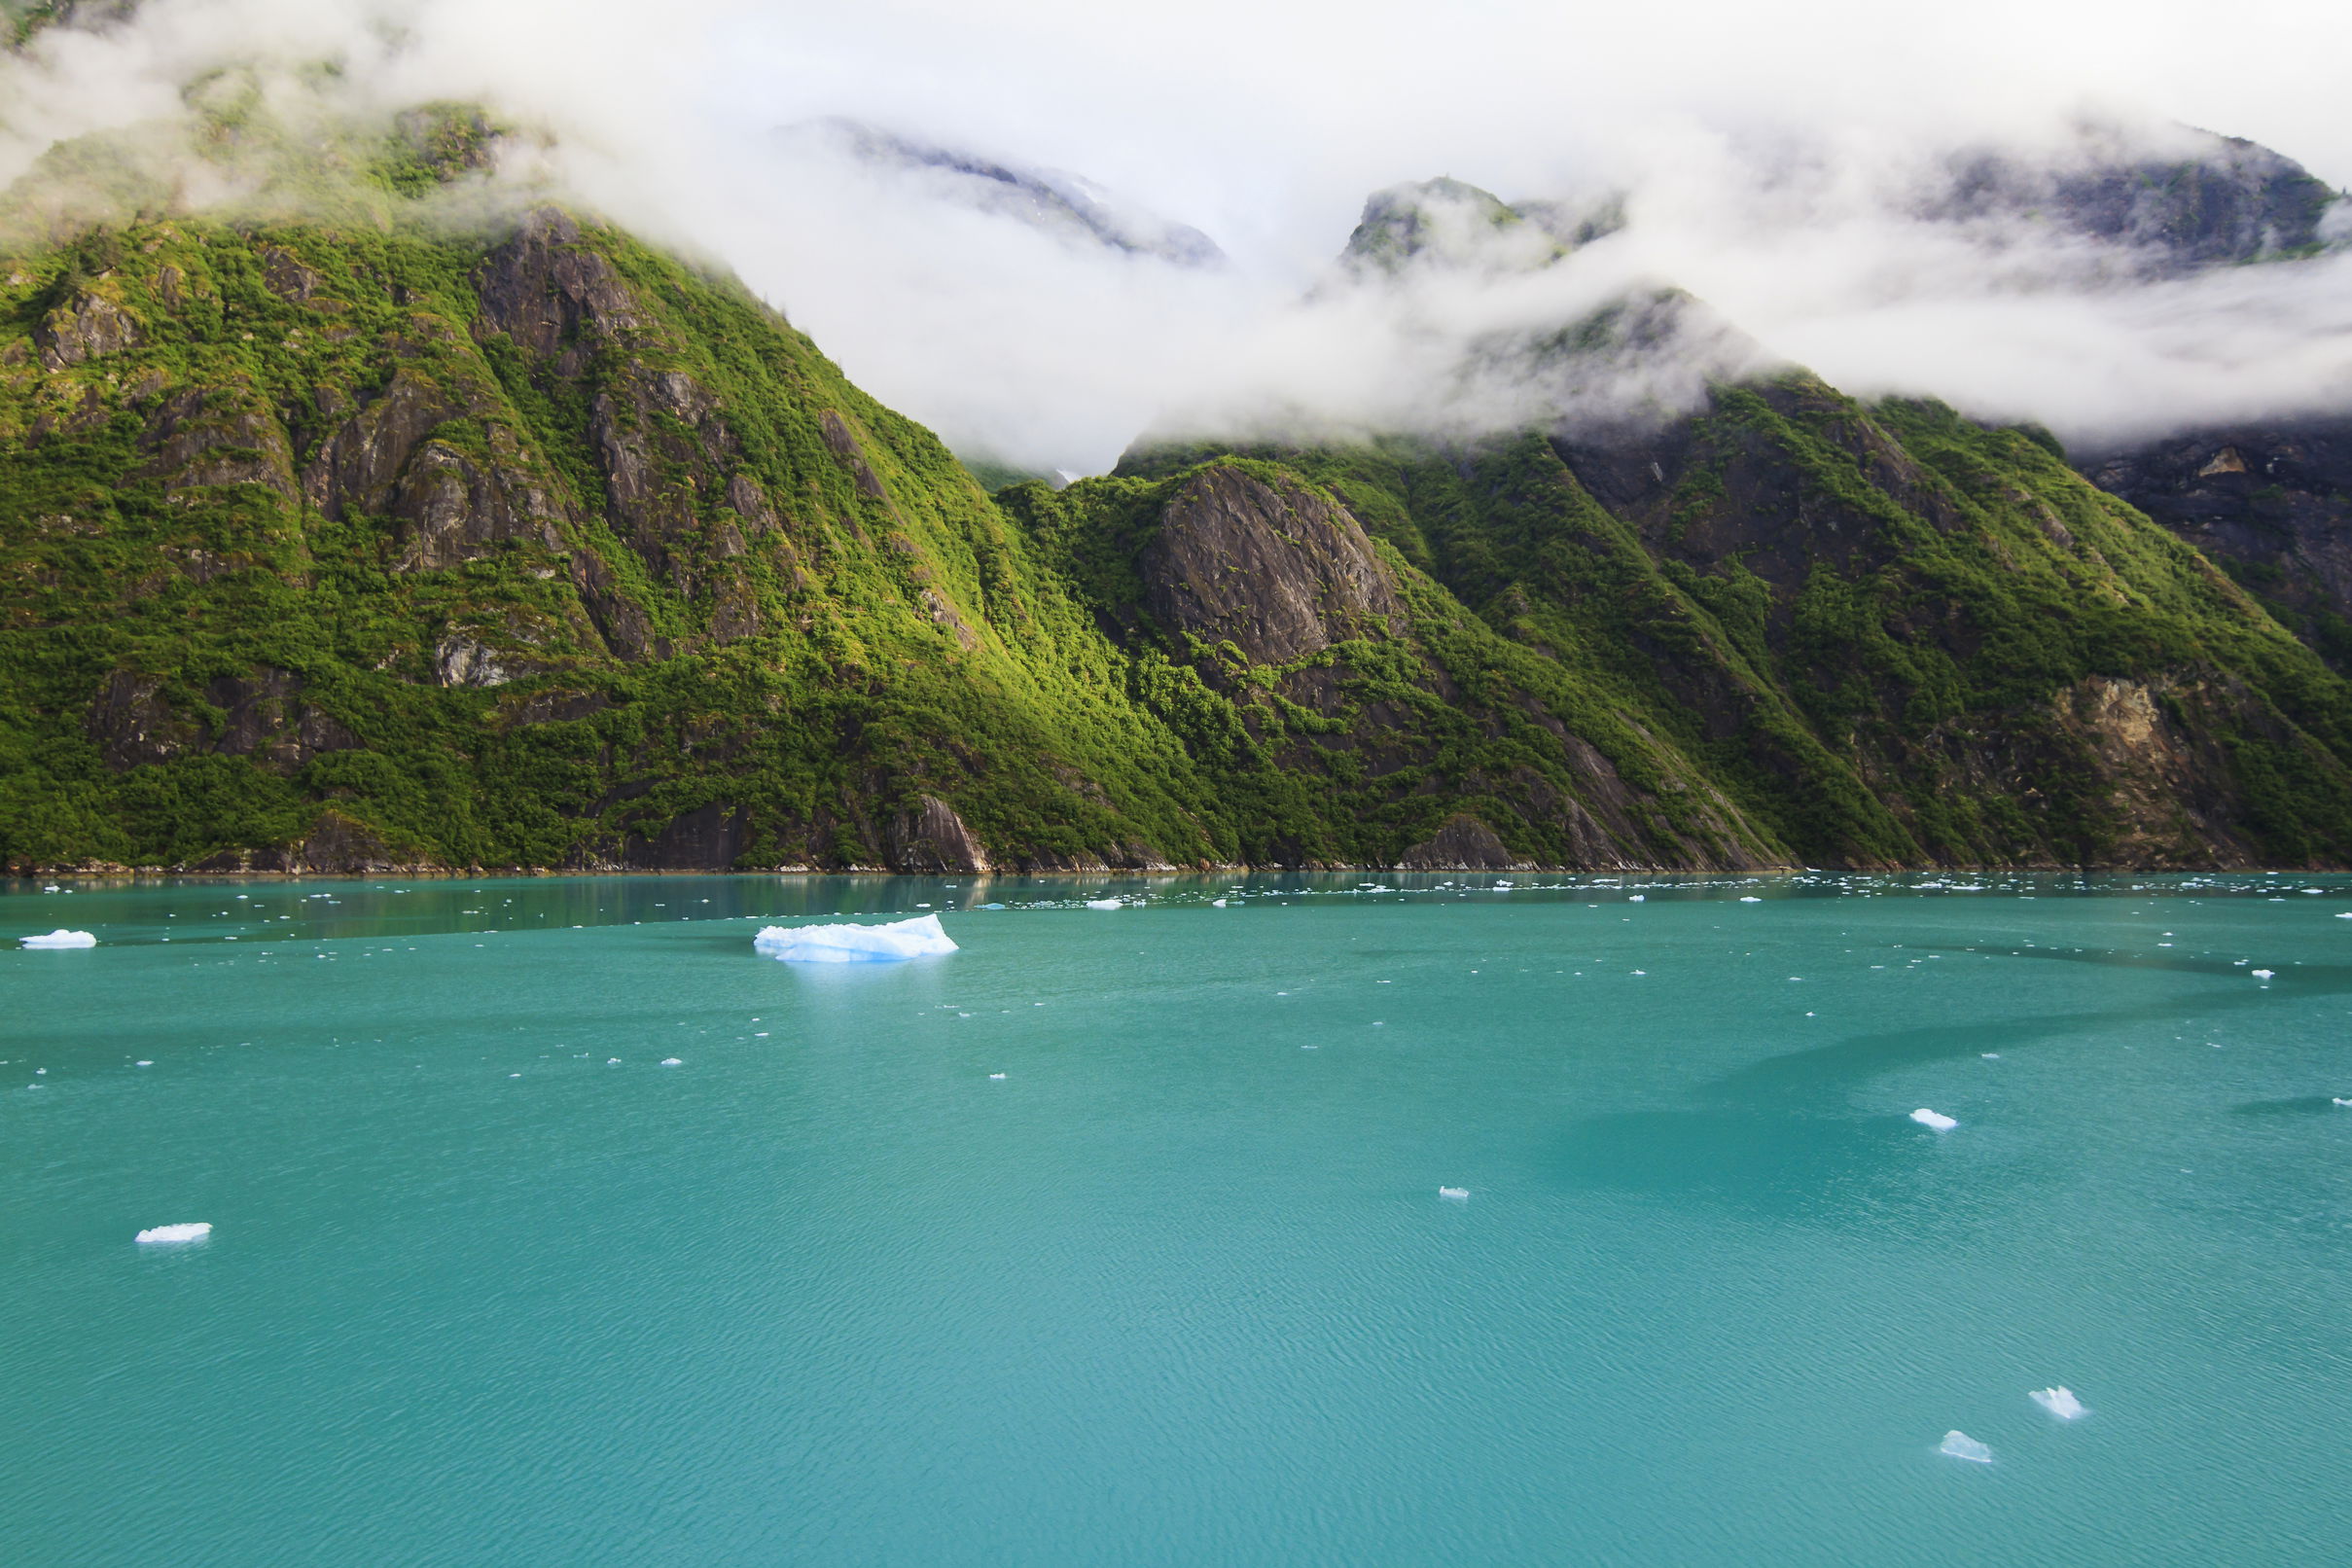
778, 118, 1226, 269
1338, 176, 1621, 278
1994, 130, 2352, 650
1926, 125, 2345, 276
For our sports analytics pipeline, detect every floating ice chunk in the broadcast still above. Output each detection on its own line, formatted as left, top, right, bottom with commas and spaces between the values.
1981, 1052, 2000, 1059
1627, 894, 1645, 903
2252, 969, 2274, 979
1212, 899, 1228, 908
1738, 896, 1763, 903
2030, 1386, 2087, 1419
20, 929, 95, 949
754, 913, 958, 963
988, 1072, 1006, 1080
1438, 1187, 1470, 1200
2336, 911, 2352, 919
607, 1057, 622, 1065
136, 1223, 212, 1244
135, 1060, 153, 1067
1910, 1108, 1959, 1131
1084, 899, 1123, 911
660, 1057, 683, 1067
1939, 1431, 1993, 1463
2334, 1097, 2352, 1107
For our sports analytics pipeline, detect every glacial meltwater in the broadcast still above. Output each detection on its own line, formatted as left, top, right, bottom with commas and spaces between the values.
5, 873, 2350, 1565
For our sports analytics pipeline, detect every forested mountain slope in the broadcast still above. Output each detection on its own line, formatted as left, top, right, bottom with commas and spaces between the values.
4, 115, 2351, 871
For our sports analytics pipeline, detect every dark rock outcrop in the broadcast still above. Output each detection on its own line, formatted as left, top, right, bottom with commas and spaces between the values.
35, 288, 141, 370
620, 802, 750, 871
87, 667, 357, 772
1399, 814, 1527, 871
2083, 420, 2352, 636
887, 795, 991, 873
1141, 465, 1404, 662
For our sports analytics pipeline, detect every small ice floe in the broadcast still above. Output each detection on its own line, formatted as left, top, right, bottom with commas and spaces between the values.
988, 1072, 1006, 1080
1738, 896, 1763, 903
1939, 1431, 1993, 1463
2252, 969, 2275, 980
1084, 899, 1123, 911
20, 929, 96, 949
135, 1223, 212, 1244
135, 1060, 153, 1067
660, 1057, 683, 1067
1910, 1108, 1959, 1131
1627, 894, 1645, 903
1211, 899, 1228, 908
754, 913, 957, 963
1438, 1186, 1470, 1201
2030, 1386, 2087, 1420
2333, 1097, 2352, 1107
1981, 1052, 2000, 1059
606, 1057, 622, 1065
42, 883, 59, 892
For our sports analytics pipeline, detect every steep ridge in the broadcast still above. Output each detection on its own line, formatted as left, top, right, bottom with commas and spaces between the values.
0, 199, 1250, 873
1004, 460, 1787, 870
2082, 421, 2352, 667
1120, 380, 2352, 869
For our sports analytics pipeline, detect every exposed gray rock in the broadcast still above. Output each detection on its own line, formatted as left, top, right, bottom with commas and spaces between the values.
134, 387, 298, 500
1141, 464, 1405, 663
36, 289, 141, 370
1399, 814, 1529, 871
888, 795, 992, 873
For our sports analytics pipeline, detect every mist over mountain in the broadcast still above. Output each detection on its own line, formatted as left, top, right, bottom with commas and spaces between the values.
777, 118, 1224, 270
3, 0, 2349, 471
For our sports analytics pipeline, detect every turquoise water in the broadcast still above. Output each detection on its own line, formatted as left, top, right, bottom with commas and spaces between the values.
5, 872, 2350, 1565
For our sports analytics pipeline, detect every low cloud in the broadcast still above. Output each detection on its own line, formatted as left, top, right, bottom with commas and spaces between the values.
2, 0, 2348, 468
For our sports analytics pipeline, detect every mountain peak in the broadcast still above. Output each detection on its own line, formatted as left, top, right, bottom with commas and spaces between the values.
780, 118, 1226, 269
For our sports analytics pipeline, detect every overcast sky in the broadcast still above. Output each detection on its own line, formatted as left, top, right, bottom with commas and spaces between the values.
5, 0, 2351, 467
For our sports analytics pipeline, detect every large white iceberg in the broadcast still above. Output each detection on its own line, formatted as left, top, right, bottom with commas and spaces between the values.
1939, 1431, 1993, 1463
20, 929, 95, 949
135, 1223, 212, 1244
754, 913, 957, 964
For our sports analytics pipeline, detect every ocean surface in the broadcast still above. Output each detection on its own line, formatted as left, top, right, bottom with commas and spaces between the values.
4, 871, 2349, 1566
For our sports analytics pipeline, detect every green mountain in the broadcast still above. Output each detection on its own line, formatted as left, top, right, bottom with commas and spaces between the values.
3, 124, 2351, 872
1116, 382, 2352, 870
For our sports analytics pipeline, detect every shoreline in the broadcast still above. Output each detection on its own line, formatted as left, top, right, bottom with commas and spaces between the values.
6, 862, 2344, 884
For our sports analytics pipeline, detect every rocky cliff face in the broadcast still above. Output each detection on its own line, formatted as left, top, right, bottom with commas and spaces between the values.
1140, 465, 1404, 663
2080, 421, 2352, 662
